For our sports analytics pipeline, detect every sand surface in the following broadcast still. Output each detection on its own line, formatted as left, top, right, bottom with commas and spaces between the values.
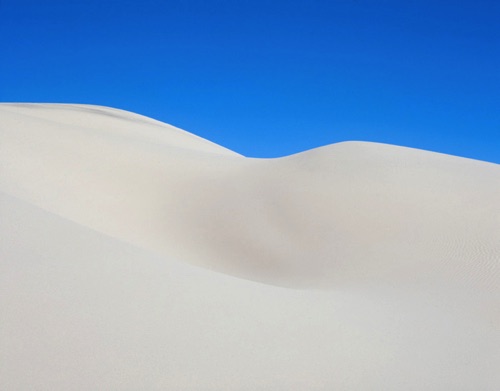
1, 103, 499, 390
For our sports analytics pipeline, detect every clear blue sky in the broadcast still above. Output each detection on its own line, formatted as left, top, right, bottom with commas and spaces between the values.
1, 0, 499, 162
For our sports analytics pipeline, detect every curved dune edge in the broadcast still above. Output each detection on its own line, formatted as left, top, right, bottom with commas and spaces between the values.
1, 103, 499, 390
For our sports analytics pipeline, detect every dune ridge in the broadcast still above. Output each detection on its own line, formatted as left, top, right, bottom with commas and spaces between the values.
1, 103, 499, 390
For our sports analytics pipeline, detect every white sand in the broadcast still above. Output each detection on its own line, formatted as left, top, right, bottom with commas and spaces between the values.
1, 103, 499, 390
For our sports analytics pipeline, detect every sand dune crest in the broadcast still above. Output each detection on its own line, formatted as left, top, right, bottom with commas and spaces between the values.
1, 103, 499, 390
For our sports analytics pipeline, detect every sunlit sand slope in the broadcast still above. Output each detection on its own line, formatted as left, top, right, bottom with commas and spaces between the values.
1, 103, 499, 390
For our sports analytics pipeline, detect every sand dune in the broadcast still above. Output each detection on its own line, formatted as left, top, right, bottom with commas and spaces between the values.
1, 103, 499, 390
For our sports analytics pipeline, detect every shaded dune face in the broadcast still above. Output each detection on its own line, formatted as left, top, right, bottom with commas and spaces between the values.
1, 103, 498, 291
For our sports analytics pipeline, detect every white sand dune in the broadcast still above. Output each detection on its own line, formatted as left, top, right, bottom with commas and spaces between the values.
1, 103, 499, 390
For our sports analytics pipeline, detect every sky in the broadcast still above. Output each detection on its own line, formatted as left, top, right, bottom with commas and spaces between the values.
1, 0, 499, 163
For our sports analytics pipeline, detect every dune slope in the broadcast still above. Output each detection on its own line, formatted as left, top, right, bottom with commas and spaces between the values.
1, 103, 499, 390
